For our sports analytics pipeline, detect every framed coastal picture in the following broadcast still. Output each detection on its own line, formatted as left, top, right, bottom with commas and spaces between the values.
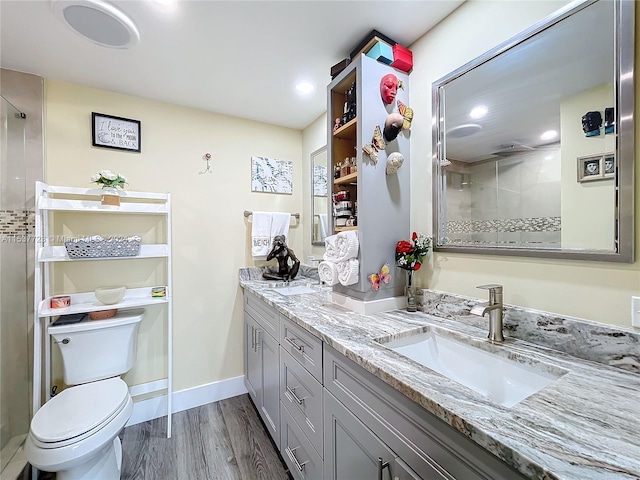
92, 112, 141, 152
251, 156, 293, 194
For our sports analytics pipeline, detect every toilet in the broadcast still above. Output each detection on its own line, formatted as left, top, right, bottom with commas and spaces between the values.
25, 309, 144, 480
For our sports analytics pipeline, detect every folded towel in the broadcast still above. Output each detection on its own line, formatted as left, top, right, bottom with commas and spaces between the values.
323, 234, 338, 261
337, 258, 359, 286
251, 211, 272, 259
270, 212, 291, 244
324, 230, 359, 262
318, 261, 339, 286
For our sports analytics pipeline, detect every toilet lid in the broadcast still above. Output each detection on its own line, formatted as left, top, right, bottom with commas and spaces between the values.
31, 377, 129, 444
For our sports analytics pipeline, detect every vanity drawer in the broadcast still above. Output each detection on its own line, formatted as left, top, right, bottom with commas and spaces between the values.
280, 317, 322, 382
280, 348, 323, 457
244, 292, 279, 340
280, 403, 323, 480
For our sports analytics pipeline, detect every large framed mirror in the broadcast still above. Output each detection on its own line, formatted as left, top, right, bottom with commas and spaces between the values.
311, 146, 328, 245
432, 0, 634, 262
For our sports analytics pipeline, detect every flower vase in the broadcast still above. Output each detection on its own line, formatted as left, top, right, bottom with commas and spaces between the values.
406, 273, 417, 312
101, 187, 120, 207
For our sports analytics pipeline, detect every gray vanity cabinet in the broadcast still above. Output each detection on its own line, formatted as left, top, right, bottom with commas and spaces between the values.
243, 293, 280, 449
324, 345, 527, 480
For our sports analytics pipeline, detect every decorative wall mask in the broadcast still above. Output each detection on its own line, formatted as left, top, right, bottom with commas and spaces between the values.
386, 152, 404, 175
397, 99, 414, 130
362, 125, 386, 164
383, 113, 404, 141
368, 263, 391, 290
380, 74, 400, 105
581, 110, 602, 137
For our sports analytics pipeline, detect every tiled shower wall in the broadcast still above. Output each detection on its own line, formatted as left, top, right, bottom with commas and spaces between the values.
0, 69, 43, 468
446, 148, 561, 246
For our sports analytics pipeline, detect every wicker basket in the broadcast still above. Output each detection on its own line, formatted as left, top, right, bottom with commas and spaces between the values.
64, 236, 141, 259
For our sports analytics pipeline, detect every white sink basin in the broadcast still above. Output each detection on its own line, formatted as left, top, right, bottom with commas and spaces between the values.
377, 327, 566, 408
272, 285, 317, 296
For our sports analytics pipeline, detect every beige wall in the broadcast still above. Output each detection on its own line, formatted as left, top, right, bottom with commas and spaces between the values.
302, 112, 328, 262
409, 0, 640, 327
560, 84, 615, 249
45, 80, 303, 391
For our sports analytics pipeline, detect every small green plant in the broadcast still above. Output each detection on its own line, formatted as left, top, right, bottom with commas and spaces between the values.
91, 170, 127, 189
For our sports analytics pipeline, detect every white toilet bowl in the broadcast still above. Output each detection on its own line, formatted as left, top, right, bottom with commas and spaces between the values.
25, 377, 133, 480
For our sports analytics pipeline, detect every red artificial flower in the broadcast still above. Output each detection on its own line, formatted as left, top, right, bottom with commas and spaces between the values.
396, 240, 413, 254
412, 231, 418, 241
414, 262, 422, 271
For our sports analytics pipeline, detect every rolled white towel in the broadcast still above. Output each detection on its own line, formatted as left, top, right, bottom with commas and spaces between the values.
324, 231, 359, 262
318, 261, 339, 286
323, 234, 339, 261
337, 258, 359, 286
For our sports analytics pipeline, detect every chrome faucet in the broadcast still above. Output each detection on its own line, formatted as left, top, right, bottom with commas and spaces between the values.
470, 284, 505, 344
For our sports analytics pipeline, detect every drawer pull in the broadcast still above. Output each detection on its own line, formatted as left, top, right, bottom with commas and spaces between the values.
285, 336, 305, 353
377, 457, 389, 480
286, 386, 305, 405
285, 446, 307, 472
255, 330, 261, 350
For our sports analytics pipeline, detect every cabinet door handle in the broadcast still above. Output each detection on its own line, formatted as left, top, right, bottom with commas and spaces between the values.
255, 330, 261, 350
377, 457, 390, 480
286, 385, 304, 405
285, 446, 306, 472
251, 325, 255, 350
285, 336, 304, 353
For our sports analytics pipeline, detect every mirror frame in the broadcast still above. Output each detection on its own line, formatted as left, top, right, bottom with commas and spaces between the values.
432, 0, 634, 262
311, 145, 328, 246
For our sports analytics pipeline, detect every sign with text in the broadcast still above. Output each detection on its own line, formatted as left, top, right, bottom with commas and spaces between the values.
92, 112, 141, 152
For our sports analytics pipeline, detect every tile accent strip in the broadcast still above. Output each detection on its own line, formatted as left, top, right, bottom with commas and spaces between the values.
448, 216, 561, 233
0, 209, 35, 238
419, 289, 640, 374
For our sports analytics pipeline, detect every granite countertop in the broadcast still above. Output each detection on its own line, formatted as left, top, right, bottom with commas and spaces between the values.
239, 270, 640, 480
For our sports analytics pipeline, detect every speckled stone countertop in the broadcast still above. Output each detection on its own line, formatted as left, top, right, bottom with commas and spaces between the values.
239, 270, 640, 480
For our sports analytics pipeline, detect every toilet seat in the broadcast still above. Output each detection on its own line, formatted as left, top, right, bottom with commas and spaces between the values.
31, 377, 129, 449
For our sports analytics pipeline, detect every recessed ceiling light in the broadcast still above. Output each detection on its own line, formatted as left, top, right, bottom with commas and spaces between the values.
469, 105, 488, 119
51, 0, 140, 49
540, 130, 558, 141
295, 82, 314, 95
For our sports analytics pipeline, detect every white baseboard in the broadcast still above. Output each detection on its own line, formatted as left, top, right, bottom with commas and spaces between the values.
126, 375, 248, 427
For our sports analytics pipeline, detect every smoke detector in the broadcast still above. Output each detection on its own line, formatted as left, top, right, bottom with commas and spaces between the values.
52, 0, 140, 49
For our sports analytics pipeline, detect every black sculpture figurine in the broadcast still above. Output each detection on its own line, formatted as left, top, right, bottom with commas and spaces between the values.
262, 235, 300, 281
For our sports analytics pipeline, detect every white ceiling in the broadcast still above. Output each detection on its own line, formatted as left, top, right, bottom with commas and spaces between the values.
0, 0, 463, 130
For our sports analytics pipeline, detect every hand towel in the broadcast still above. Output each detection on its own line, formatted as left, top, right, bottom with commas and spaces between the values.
270, 212, 291, 244
318, 214, 328, 241
251, 211, 272, 258
337, 258, 359, 286
318, 261, 339, 286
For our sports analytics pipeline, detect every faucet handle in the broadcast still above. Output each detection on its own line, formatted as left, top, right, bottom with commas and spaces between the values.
477, 284, 503, 304
476, 284, 502, 292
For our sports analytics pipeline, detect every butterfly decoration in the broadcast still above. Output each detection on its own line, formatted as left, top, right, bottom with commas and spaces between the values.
368, 263, 391, 291
362, 125, 386, 164
397, 99, 414, 130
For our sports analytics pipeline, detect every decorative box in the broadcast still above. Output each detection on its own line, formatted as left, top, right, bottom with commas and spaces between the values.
391, 44, 413, 73
366, 41, 393, 65
331, 59, 351, 79
350, 30, 397, 59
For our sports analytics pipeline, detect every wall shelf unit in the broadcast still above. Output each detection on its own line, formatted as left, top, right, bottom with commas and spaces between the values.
327, 54, 411, 301
33, 182, 174, 437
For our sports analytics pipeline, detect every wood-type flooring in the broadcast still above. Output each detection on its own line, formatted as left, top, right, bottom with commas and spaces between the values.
26, 394, 291, 480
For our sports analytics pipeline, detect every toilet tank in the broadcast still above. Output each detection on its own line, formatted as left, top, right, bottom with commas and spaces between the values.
50, 309, 144, 385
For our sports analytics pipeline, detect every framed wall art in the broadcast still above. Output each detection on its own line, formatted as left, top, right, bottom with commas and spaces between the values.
251, 156, 293, 194
92, 112, 141, 152
577, 152, 614, 182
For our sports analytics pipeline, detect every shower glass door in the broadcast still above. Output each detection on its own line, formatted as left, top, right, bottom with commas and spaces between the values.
0, 96, 30, 474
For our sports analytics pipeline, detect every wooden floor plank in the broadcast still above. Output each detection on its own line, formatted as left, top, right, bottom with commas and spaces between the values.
31, 394, 289, 480
219, 395, 290, 480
